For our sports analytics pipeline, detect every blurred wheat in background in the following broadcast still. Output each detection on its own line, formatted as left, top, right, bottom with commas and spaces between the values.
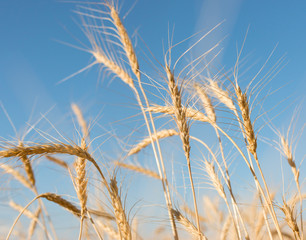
0, 1, 305, 239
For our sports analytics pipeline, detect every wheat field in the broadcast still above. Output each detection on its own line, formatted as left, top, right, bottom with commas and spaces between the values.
0, 1, 305, 239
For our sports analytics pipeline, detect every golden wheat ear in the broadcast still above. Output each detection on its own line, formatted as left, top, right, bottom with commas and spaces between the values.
128, 129, 178, 156
109, 177, 132, 240
171, 209, 207, 240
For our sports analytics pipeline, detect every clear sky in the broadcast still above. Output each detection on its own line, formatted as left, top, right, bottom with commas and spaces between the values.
0, 0, 306, 237
0, 0, 306, 129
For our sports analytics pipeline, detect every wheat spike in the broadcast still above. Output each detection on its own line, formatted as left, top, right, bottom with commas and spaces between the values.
280, 199, 300, 238
236, 86, 257, 155
171, 209, 207, 240
220, 215, 232, 240
19, 154, 35, 187
148, 105, 209, 122
115, 162, 160, 179
128, 129, 178, 156
207, 79, 235, 110
27, 207, 41, 240
92, 50, 135, 89
46, 155, 69, 169
1, 164, 32, 190
71, 103, 89, 138
9, 201, 37, 220
194, 83, 216, 123
108, 4, 140, 80
97, 220, 120, 240
204, 161, 226, 199
75, 141, 88, 219
40, 192, 81, 217
110, 177, 131, 240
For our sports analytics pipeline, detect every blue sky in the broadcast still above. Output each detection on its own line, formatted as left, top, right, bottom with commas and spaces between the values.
0, 0, 305, 132
0, 0, 306, 237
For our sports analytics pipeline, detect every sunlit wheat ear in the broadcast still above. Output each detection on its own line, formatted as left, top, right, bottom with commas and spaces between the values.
72, 103, 88, 222
75, 140, 88, 219
280, 199, 300, 238
40, 193, 82, 217
19, 143, 35, 187
1, 164, 32, 190
220, 215, 232, 240
92, 50, 135, 89
107, 3, 140, 80
279, 133, 303, 239
109, 177, 131, 240
9, 201, 37, 220
166, 64, 201, 236
280, 136, 299, 180
20, 154, 35, 187
128, 129, 178, 156
194, 83, 216, 123
97, 220, 120, 239
0, 143, 108, 187
171, 209, 207, 240
46, 155, 69, 169
204, 160, 226, 200
207, 79, 235, 110
235, 86, 257, 155
147, 105, 209, 122
71, 103, 89, 138
27, 207, 41, 240
115, 162, 160, 180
